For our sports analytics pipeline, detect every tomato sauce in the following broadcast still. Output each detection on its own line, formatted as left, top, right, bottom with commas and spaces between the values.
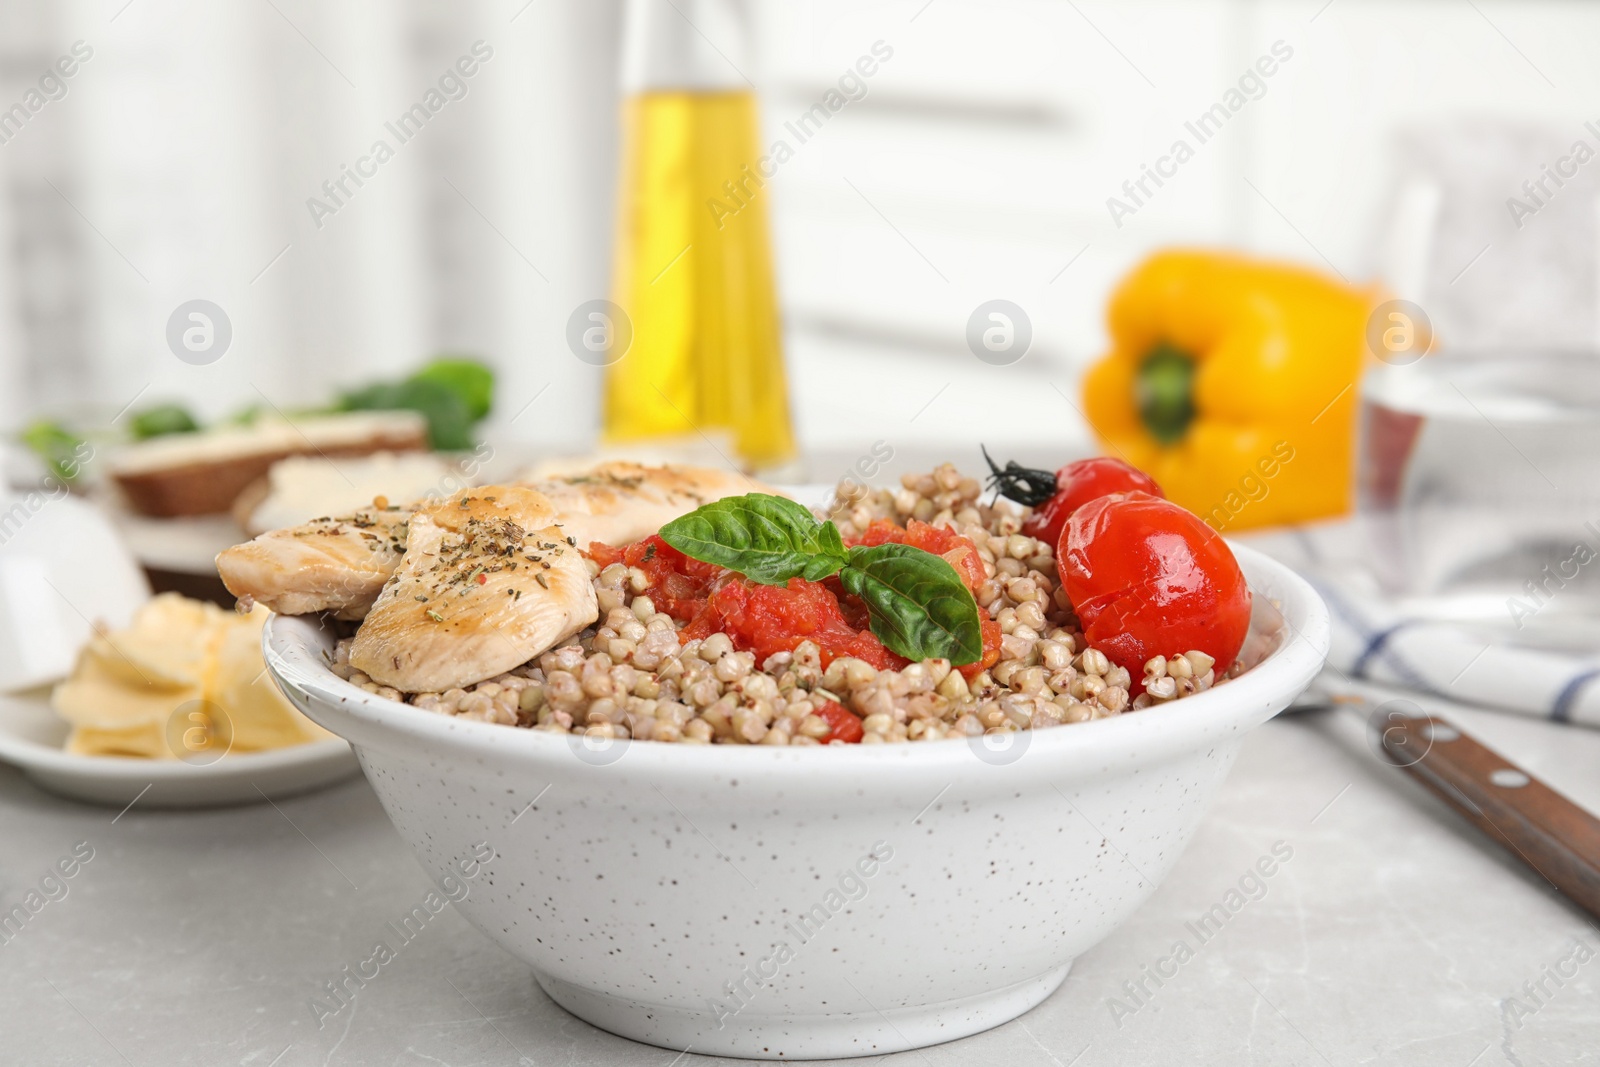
682, 579, 904, 670
587, 535, 721, 622
844, 520, 1001, 677
814, 699, 864, 742
590, 520, 1001, 678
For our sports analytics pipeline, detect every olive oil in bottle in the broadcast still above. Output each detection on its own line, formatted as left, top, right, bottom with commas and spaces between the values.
602, 0, 795, 469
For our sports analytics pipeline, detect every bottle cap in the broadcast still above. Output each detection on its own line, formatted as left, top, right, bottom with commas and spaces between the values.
621, 0, 750, 92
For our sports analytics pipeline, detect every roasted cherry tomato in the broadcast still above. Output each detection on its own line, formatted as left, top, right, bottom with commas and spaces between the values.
1058, 491, 1249, 681
814, 699, 865, 743
1021, 457, 1163, 549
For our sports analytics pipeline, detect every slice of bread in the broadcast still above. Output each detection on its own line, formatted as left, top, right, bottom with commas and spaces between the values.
110, 411, 429, 518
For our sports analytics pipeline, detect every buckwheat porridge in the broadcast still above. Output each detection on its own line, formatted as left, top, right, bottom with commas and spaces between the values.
322, 463, 1246, 747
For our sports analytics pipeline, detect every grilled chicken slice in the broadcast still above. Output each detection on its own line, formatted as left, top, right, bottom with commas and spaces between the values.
215, 506, 410, 619
523, 462, 770, 550
348, 486, 596, 692
216, 463, 766, 621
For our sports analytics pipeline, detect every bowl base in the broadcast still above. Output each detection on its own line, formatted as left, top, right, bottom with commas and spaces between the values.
534, 962, 1073, 1060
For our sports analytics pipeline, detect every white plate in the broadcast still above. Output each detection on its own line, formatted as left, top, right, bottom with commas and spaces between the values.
102, 499, 247, 576
0, 689, 359, 808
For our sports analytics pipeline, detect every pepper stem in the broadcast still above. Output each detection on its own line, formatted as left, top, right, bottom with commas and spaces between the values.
1136, 344, 1196, 445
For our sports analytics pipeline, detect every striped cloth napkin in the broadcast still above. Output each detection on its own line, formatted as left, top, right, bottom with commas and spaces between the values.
1237, 521, 1600, 728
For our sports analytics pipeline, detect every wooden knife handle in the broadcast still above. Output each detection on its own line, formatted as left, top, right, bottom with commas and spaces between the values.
1378, 715, 1600, 920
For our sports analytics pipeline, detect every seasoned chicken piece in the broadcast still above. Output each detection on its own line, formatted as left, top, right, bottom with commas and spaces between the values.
217, 463, 765, 621
348, 486, 597, 692
215, 506, 410, 620
521, 462, 772, 550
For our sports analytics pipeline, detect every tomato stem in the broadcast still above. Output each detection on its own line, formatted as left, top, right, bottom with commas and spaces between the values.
980, 444, 1056, 506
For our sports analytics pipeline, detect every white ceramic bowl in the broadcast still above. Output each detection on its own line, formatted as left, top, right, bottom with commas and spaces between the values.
264, 544, 1328, 1060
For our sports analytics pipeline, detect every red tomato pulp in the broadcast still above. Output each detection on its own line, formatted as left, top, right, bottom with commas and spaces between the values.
589, 520, 1001, 679
588, 535, 901, 670
845, 520, 1002, 677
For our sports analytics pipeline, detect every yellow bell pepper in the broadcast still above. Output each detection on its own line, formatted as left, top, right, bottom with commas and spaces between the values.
1082, 250, 1370, 532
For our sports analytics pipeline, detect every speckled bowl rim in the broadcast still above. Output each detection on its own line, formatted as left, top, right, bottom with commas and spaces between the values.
263, 543, 1328, 788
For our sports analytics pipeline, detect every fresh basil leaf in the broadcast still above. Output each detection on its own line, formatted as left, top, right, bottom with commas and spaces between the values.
20, 420, 87, 483
129, 403, 200, 440
659, 493, 848, 585
339, 378, 475, 451
409, 357, 494, 421
840, 543, 984, 665
806, 520, 848, 580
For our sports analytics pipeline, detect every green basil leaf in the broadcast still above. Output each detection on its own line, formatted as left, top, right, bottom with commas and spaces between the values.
409, 357, 495, 421
20, 420, 88, 483
659, 494, 848, 585
840, 543, 984, 665
802, 520, 848, 580
129, 403, 200, 440
339, 377, 475, 451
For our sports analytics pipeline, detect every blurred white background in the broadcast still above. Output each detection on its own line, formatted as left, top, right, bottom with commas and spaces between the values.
3, 0, 1599, 471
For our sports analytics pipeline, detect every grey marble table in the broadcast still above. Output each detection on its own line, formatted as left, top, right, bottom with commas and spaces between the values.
3, 691, 1597, 1067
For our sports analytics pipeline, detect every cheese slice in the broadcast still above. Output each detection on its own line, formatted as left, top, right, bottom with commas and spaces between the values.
84, 594, 215, 690
212, 605, 333, 751
52, 593, 329, 760
64, 720, 170, 760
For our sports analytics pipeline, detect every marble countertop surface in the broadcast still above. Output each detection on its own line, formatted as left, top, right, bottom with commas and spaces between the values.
3, 690, 1597, 1067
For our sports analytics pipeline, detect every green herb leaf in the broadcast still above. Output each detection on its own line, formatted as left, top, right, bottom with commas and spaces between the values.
840, 543, 984, 664
19, 420, 88, 483
129, 403, 200, 440
811, 518, 847, 575
660, 493, 984, 664
659, 493, 848, 585
339, 377, 475, 451
409, 357, 494, 421
338, 356, 495, 450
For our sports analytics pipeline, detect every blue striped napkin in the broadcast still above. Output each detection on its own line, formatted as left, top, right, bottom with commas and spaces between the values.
1237, 522, 1600, 728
